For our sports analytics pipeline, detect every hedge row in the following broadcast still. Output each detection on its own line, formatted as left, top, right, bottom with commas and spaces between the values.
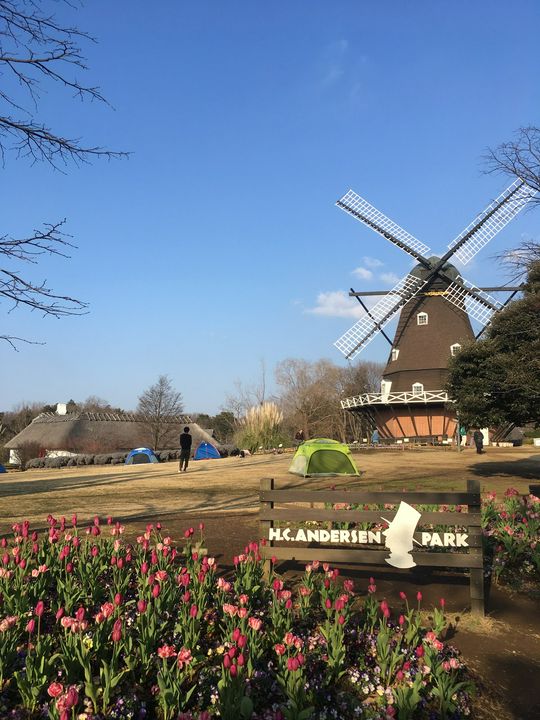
25, 449, 182, 469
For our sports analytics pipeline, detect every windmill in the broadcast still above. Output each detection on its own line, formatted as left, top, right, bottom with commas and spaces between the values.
334, 179, 537, 441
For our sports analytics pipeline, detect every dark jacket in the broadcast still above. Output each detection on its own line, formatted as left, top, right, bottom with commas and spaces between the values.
180, 432, 192, 451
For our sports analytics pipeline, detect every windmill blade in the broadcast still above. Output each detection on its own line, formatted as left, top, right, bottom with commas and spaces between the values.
447, 180, 537, 265
337, 190, 431, 263
334, 273, 427, 359
443, 280, 503, 327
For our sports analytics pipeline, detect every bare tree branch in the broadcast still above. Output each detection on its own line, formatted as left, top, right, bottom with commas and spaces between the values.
1, 220, 87, 317
485, 127, 540, 281
484, 126, 540, 198
0, 1, 127, 346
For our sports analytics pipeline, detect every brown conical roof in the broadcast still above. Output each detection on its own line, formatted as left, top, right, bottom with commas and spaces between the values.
382, 270, 474, 392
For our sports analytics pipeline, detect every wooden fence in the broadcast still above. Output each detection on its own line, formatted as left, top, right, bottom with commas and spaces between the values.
259, 478, 484, 615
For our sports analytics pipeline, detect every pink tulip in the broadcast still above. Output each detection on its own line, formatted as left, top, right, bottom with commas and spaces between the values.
190, 604, 198, 618
229, 663, 237, 677
137, 599, 148, 614
223, 654, 231, 669
34, 600, 45, 617
416, 591, 422, 602
152, 583, 161, 598
26, 618, 35, 634
47, 681, 64, 698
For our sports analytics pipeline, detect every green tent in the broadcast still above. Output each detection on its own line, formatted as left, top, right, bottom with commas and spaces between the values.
288, 438, 359, 477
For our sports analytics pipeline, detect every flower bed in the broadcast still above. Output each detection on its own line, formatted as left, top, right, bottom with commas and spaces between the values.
482, 489, 540, 588
0, 516, 474, 719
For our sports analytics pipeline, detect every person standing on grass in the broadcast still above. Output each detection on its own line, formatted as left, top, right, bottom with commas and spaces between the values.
179, 426, 192, 472
473, 429, 484, 455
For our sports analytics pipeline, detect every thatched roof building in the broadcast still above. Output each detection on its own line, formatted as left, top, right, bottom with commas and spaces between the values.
5, 411, 218, 455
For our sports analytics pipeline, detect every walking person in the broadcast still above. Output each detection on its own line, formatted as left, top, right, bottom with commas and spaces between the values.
473, 428, 484, 455
179, 426, 192, 472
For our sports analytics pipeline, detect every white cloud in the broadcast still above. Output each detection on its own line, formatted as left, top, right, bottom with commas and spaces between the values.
306, 290, 364, 319
380, 272, 400, 285
321, 39, 349, 87
352, 266, 373, 280
363, 256, 384, 269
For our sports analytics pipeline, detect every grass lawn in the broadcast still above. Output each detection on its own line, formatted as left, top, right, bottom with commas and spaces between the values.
1, 445, 538, 530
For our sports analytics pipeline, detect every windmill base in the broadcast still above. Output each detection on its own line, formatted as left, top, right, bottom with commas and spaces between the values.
348, 403, 458, 442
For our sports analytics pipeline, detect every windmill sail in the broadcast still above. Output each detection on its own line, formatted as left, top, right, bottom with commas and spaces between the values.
334, 273, 426, 359
447, 179, 537, 265
443, 280, 502, 326
336, 190, 431, 262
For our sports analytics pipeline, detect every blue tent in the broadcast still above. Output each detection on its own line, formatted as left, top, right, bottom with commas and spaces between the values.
194, 442, 221, 460
125, 447, 159, 465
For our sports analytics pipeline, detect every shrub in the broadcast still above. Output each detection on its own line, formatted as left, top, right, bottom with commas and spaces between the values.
14, 441, 44, 470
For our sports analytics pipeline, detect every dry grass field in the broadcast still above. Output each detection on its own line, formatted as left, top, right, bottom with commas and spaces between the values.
0, 445, 538, 530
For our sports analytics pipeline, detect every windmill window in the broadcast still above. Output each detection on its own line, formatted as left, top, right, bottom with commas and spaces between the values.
412, 382, 424, 396
450, 343, 462, 356
391, 348, 399, 361
417, 312, 428, 325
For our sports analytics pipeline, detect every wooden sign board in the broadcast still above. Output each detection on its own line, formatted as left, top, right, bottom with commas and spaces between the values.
259, 477, 484, 615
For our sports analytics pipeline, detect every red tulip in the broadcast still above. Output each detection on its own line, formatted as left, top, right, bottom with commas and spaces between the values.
111, 619, 122, 642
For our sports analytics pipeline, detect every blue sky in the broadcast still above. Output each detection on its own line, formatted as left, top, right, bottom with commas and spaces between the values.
2, 1, 539, 413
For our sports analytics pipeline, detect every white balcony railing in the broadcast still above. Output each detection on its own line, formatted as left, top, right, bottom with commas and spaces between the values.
341, 390, 450, 409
